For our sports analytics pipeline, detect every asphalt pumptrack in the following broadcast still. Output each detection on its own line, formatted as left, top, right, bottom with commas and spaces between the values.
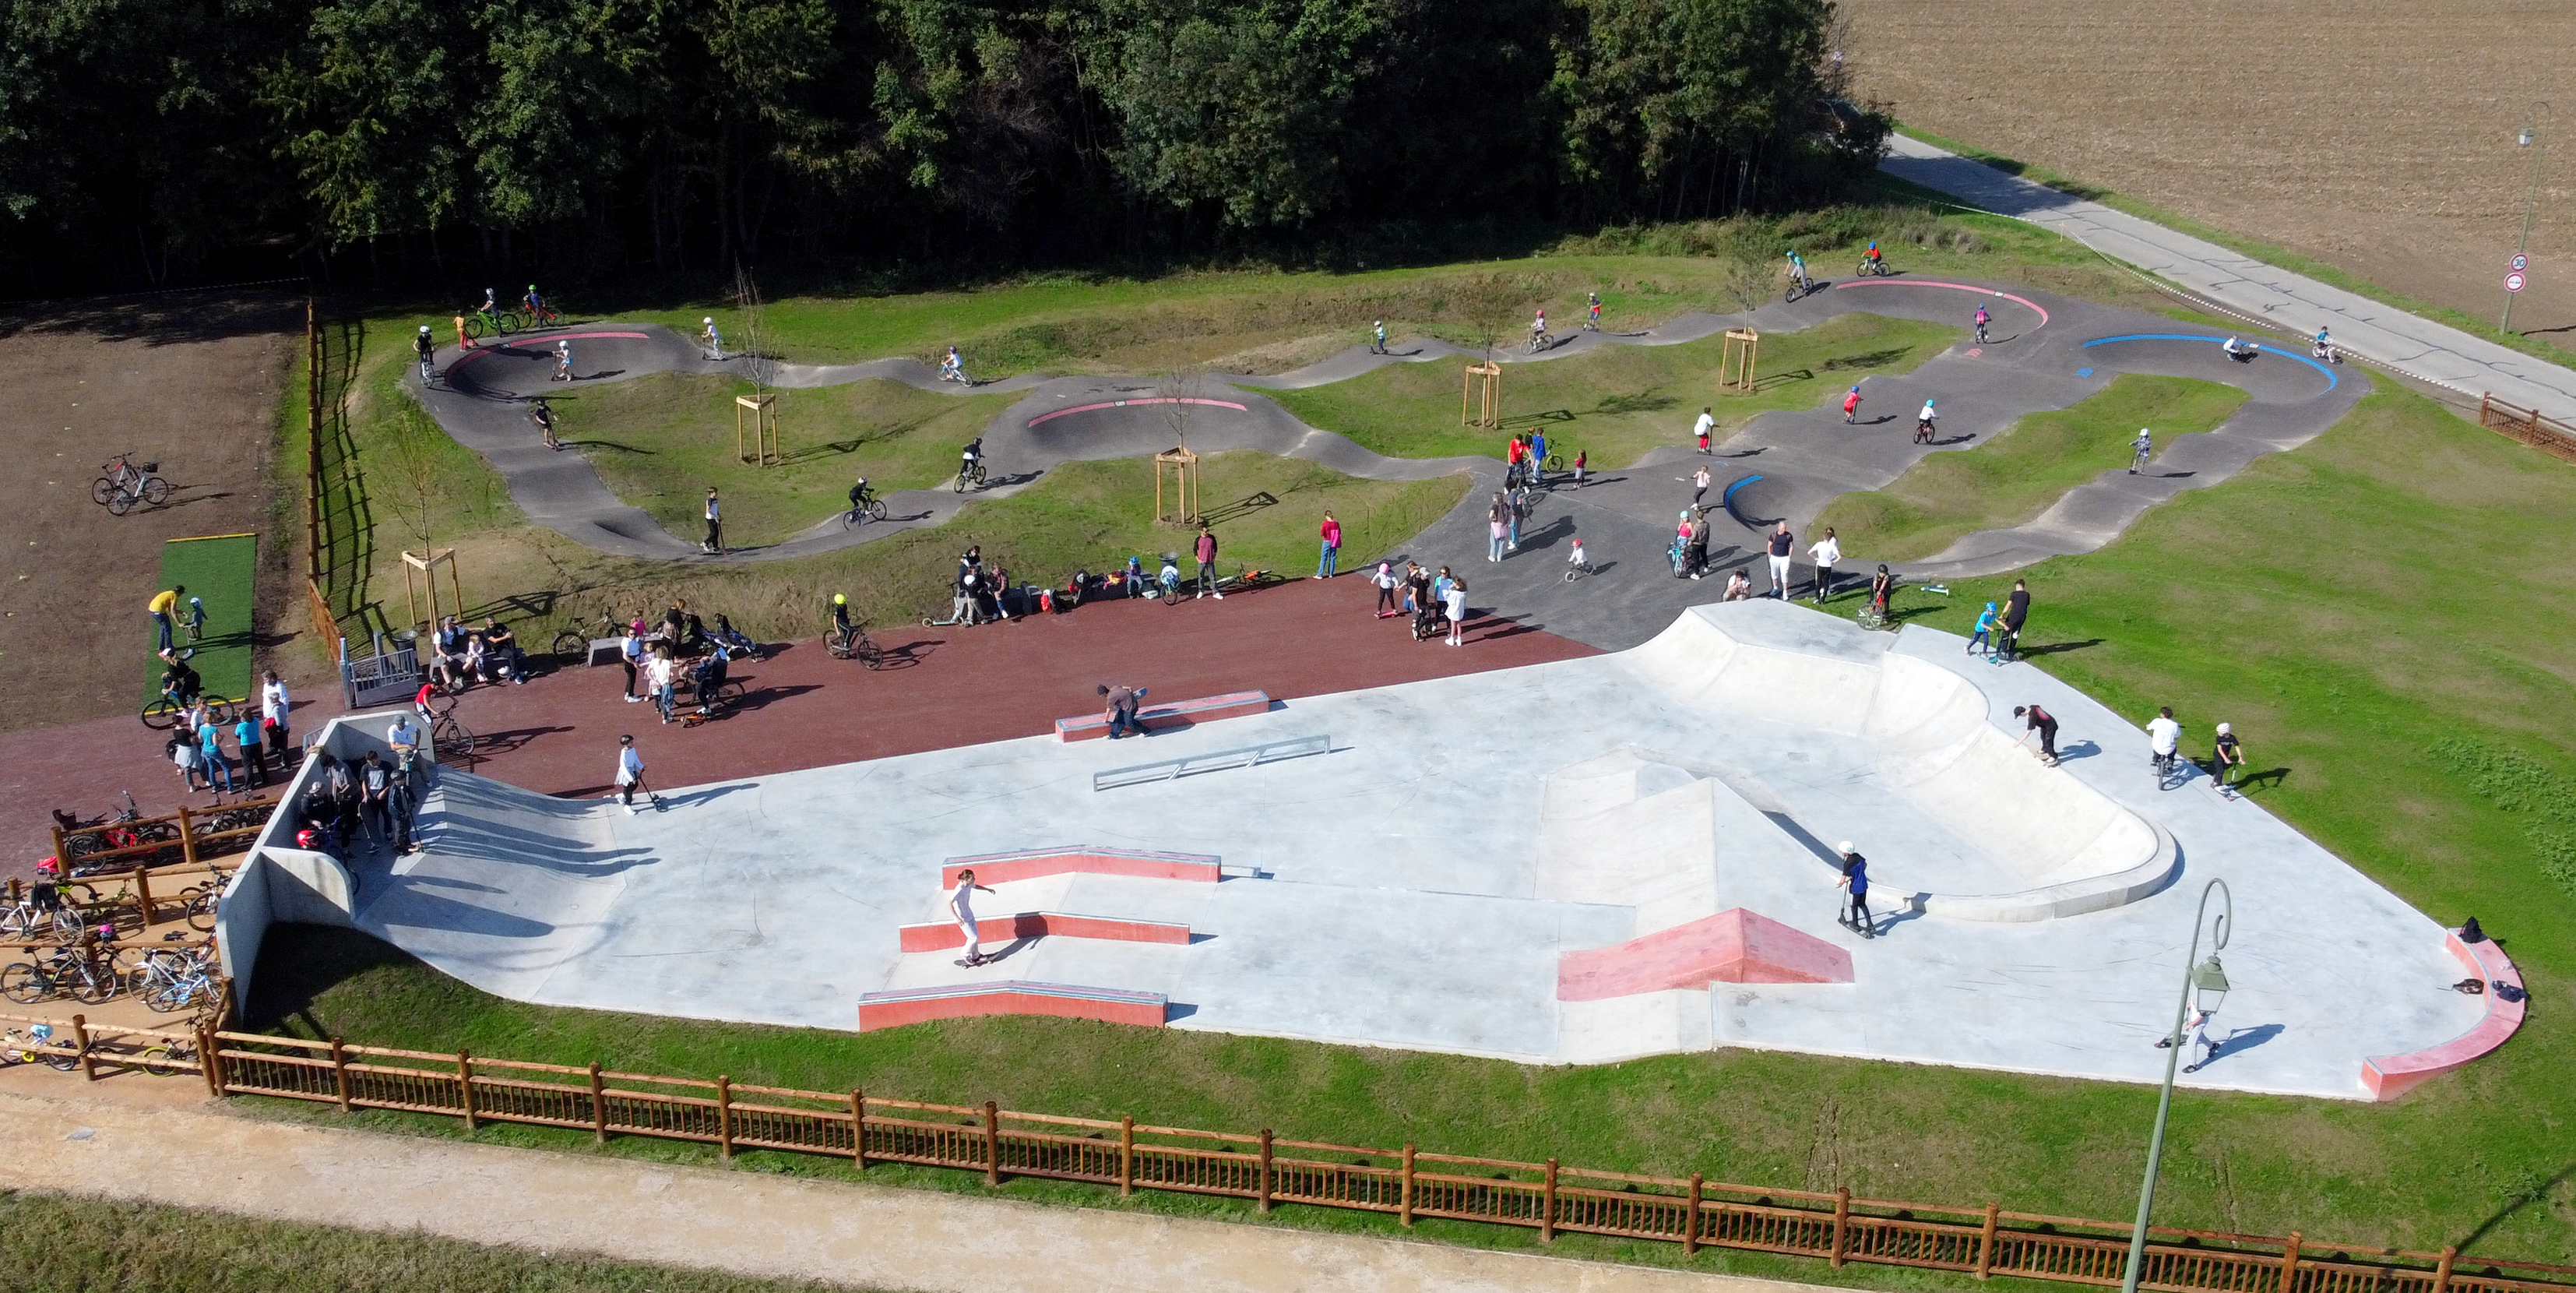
220, 274, 2518, 1104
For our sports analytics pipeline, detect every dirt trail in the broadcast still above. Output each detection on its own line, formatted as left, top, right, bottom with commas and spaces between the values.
0, 1081, 1808, 1293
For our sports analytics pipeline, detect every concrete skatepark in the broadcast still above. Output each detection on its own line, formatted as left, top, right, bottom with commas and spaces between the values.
221, 601, 2504, 1102
421, 272, 2363, 651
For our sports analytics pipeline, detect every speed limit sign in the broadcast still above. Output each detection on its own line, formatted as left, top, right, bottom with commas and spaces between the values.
2507, 271, 2528, 293
2512, 252, 2530, 272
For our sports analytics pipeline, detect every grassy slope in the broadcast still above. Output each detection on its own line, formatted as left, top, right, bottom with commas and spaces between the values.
0, 1191, 871, 1292
251, 392, 2576, 1269
556, 374, 1017, 546
1816, 374, 2248, 561
1269, 313, 1959, 469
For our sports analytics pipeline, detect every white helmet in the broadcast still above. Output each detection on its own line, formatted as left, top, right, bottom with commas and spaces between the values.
557, 340, 568, 350
703, 317, 713, 325
2215, 722, 2232, 735
1837, 841, 1856, 855
418, 325, 430, 334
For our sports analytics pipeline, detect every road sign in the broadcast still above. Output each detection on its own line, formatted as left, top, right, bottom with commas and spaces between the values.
2512, 253, 2530, 272
2507, 272, 2528, 293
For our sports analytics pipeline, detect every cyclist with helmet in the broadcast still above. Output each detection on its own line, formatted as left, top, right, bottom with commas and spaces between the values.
1864, 240, 1884, 273
413, 326, 437, 386
1973, 303, 1990, 344
1786, 248, 1811, 293
702, 317, 723, 360
829, 592, 853, 638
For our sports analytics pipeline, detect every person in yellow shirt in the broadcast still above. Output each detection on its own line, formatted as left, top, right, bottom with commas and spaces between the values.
148, 585, 185, 655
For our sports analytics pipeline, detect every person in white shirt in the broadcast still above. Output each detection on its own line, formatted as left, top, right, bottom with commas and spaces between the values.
950, 868, 999, 967
1808, 527, 1841, 601
260, 671, 290, 744
1691, 406, 1716, 454
2130, 428, 2154, 474
1444, 577, 1469, 646
648, 649, 679, 724
613, 735, 659, 814
2147, 706, 2184, 784
703, 488, 723, 554
2155, 1004, 2222, 1073
702, 317, 723, 359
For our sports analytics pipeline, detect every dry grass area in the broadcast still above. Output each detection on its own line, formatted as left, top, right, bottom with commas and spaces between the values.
1839, 0, 2576, 337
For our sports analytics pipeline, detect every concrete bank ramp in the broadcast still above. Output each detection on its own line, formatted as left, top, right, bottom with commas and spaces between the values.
355, 773, 646, 1000
1617, 601, 2175, 920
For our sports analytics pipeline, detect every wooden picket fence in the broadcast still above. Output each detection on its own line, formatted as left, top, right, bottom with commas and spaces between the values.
48, 798, 273, 878
2477, 393, 2576, 464
181, 1031, 2575, 1293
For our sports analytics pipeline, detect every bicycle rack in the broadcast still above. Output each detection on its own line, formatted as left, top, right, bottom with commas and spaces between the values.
1092, 734, 1331, 792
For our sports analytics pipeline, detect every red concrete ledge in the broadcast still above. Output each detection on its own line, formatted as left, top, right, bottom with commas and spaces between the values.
1559, 908, 1854, 1002
858, 981, 1168, 1031
1056, 690, 1272, 741
2362, 929, 2526, 1101
941, 847, 1219, 887
897, 911, 1193, 953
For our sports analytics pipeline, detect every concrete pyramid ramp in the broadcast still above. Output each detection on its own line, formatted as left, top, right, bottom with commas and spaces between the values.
1557, 909, 1853, 1001
355, 773, 646, 1000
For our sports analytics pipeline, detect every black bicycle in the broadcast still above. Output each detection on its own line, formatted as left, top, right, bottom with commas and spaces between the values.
825, 622, 885, 670
954, 460, 987, 493
844, 491, 889, 527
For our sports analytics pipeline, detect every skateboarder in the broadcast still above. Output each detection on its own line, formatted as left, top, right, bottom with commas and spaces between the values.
2013, 704, 2060, 764
950, 868, 1001, 967
1835, 843, 1874, 939
2208, 723, 2245, 798
613, 735, 661, 814
1100, 683, 1148, 738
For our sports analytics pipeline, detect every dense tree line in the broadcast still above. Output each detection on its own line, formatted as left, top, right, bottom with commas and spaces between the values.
0, 0, 1884, 295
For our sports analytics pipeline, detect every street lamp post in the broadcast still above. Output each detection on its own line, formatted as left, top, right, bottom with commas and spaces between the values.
2119, 879, 2234, 1293
2503, 105, 2550, 333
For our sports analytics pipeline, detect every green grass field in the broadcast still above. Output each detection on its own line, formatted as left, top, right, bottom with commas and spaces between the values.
150, 533, 257, 705
555, 375, 1017, 547
1816, 375, 2247, 561
1268, 312, 1959, 468
248, 392, 2576, 1272
0, 1191, 875, 1292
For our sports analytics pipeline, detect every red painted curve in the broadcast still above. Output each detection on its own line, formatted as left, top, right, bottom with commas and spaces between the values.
897, 911, 1193, 953
1558, 909, 1853, 1002
857, 981, 1167, 1031
1057, 690, 1271, 741
1832, 280, 2050, 326
1026, 396, 1250, 428
941, 847, 1221, 887
445, 330, 654, 375
2361, 930, 2525, 1100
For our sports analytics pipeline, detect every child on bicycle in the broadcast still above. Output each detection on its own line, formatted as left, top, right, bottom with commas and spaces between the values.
415, 326, 437, 384
847, 477, 874, 515
1585, 293, 1602, 331
183, 596, 206, 642
1568, 537, 1588, 573
1786, 248, 1811, 291
1864, 241, 1883, 272
1973, 305, 1990, 344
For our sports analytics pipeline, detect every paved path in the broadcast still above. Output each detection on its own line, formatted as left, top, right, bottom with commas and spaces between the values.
415, 279, 2364, 650
1882, 132, 2576, 422
0, 1085, 1809, 1293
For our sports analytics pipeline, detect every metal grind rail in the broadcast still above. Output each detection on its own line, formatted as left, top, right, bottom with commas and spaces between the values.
190, 1029, 2576, 1293
1092, 734, 1331, 791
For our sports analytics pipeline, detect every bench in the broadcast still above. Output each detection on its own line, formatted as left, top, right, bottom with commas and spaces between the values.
1056, 690, 1271, 742
897, 911, 1193, 953
941, 847, 1220, 887
857, 981, 1168, 1031
2360, 929, 2526, 1101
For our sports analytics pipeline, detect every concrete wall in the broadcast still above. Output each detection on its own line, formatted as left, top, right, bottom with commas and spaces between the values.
213, 709, 414, 1018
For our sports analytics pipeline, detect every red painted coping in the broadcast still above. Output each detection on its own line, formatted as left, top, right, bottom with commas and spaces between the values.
857, 981, 1168, 1031
1558, 908, 1854, 1002
941, 846, 1220, 887
897, 911, 1193, 953
2361, 930, 2526, 1101
1056, 690, 1272, 741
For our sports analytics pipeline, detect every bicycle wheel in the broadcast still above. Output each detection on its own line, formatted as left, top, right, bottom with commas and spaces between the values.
73, 962, 119, 1006
142, 476, 172, 506
551, 629, 589, 662
140, 1043, 190, 1076
141, 696, 181, 730
106, 489, 132, 516
90, 478, 115, 506
954, 471, 970, 494
39, 1041, 79, 1072
856, 637, 884, 671
185, 890, 220, 932
465, 314, 491, 340
0, 963, 44, 1005
435, 720, 475, 765
865, 498, 888, 523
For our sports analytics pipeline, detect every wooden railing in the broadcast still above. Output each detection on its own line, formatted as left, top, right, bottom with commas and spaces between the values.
2477, 393, 2576, 463
192, 1032, 2576, 1293
48, 798, 273, 877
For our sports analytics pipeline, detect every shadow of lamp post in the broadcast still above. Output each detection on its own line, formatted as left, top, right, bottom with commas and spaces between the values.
2120, 878, 2233, 1293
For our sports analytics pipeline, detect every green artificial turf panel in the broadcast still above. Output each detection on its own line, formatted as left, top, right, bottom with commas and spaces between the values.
1817, 374, 2248, 561
150, 533, 257, 704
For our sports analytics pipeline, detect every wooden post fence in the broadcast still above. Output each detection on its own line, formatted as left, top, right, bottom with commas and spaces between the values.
716, 1075, 735, 1159
1684, 1173, 1702, 1256
1976, 1201, 2001, 1278
1399, 1143, 1416, 1227
591, 1063, 609, 1143
456, 1051, 476, 1130
983, 1101, 1001, 1186
1257, 1129, 1275, 1213
850, 1087, 866, 1168
2280, 1232, 2303, 1293
70, 1014, 94, 1082
329, 1038, 352, 1112
1831, 1186, 1852, 1267
1540, 1157, 1560, 1243
1119, 1115, 1135, 1197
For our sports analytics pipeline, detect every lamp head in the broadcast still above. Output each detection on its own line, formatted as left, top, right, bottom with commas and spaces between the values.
2190, 954, 2232, 1013
2520, 127, 2537, 147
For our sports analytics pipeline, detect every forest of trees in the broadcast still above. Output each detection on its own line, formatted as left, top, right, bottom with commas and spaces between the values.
0, 0, 1884, 295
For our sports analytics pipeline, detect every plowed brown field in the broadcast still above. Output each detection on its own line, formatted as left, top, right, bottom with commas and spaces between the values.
1840, 0, 2576, 340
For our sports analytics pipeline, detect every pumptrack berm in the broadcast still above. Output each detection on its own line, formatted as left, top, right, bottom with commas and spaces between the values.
415, 277, 2363, 651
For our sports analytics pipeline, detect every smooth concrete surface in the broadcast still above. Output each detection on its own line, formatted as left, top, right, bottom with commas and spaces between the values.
1883, 132, 2576, 424
367, 601, 2479, 1100
0, 1088, 1810, 1293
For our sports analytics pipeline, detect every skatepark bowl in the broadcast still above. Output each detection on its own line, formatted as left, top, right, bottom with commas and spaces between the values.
216, 602, 2502, 1101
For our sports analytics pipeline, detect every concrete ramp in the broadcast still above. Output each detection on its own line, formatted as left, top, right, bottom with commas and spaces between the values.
356, 773, 644, 1000
1558, 909, 1853, 1000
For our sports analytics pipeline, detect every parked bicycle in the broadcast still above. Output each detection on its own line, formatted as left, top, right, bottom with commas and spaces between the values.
139, 1028, 203, 1077
126, 935, 218, 1013
91, 453, 173, 515
1, 1023, 79, 1072
1, 939, 123, 1005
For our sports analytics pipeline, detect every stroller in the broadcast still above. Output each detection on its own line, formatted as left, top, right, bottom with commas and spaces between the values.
710, 614, 762, 661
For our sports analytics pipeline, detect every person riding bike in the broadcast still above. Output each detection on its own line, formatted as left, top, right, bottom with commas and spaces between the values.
1584, 293, 1602, 331
1864, 240, 1884, 273
2312, 327, 2336, 361
829, 592, 853, 639
1787, 248, 1811, 291
158, 653, 202, 709
2222, 335, 2255, 361
939, 346, 967, 383
847, 476, 875, 516
413, 326, 437, 386
1973, 305, 1991, 344
959, 436, 984, 483
1529, 309, 1548, 349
